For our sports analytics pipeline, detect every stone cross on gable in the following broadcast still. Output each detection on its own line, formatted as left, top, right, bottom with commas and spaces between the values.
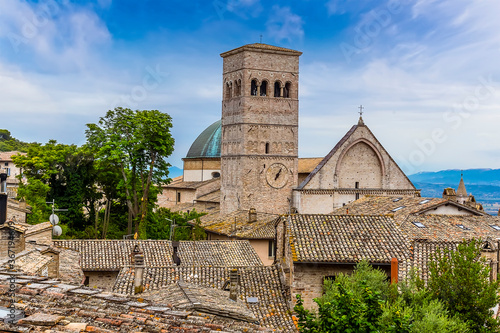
358, 105, 364, 117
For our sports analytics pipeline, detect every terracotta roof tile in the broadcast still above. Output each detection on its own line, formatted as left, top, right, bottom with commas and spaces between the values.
112, 265, 295, 331
197, 210, 278, 239
53, 240, 263, 271
287, 214, 409, 264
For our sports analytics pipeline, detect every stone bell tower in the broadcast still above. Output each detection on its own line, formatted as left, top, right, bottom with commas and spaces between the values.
219, 44, 302, 215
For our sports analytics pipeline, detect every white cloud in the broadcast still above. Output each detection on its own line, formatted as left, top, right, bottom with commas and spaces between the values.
266, 6, 304, 43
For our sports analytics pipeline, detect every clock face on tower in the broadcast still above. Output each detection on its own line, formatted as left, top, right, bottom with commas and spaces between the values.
266, 163, 289, 189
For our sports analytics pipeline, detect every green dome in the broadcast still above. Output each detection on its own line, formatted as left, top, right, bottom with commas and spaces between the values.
186, 120, 221, 158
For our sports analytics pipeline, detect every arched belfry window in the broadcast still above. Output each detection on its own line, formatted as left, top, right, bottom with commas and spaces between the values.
251, 79, 258, 96
265, 142, 270, 154
235, 79, 241, 96
284, 82, 291, 98
274, 82, 281, 97
225, 82, 232, 100
260, 80, 268, 96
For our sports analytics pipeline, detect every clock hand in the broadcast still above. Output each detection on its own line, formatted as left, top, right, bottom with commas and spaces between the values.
275, 168, 282, 180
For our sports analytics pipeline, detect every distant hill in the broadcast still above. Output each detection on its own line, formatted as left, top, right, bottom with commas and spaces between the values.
408, 169, 500, 215
168, 166, 183, 179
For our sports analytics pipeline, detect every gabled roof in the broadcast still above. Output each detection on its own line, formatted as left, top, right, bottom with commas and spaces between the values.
400, 214, 500, 242
297, 122, 416, 190
457, 176, 467, 196
196, 209, 278, 239
142, 281, 257, 323
0, 271, 274, 332
113, 265, 296, 331
53, 240, 263, 271
410, 239, 460, 283
331, 196, 487, 221
286, 214, 409, 264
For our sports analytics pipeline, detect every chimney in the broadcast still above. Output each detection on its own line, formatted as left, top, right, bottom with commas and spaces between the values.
0, 171, 8, 224
172, 241, 181, 266
229, 268, 238, 301
248, 208, 257, 223
390, 258, 398, 284
133, 245, 145, 294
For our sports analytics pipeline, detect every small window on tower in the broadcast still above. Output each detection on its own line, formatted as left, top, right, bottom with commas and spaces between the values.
355, 182, 359, 189
251, 80, 258, 96
274, 82, 281, 97
265, 142, 270, 154
260, 80, 268, 96
283, 82, 291, 98
177, 192, 181, 203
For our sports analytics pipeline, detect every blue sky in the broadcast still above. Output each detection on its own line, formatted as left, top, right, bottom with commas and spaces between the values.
1, 0, 499, 174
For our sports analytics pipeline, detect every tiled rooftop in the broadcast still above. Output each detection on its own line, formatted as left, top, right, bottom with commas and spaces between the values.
400, 214, 500, 242
0, 271, 277, 332
287, 214, 409, 264
197, 210, 278, 239
0, 249, 52, 274
164, 176, 219, 190
410, 239, 460, 283
331, 195, 485, 221
113, 265, 296, 331
53, 240, 263, 271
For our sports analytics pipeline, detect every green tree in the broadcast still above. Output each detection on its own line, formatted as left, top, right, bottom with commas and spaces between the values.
85, 107, 175, 238
294, 260, 469, 333
147, 208, 206, 240
0, 129, 35, 152
12, 141, 99, 229
428, 239, 500, 332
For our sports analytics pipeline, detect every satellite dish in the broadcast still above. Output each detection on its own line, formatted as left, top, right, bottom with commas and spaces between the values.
52, 225, 62, 236
49, 214, 59, 225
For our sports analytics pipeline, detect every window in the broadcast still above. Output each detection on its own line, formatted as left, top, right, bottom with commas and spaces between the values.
251, 79, 258, 96
260, 80, 267, 96
84, 276, 90, 286
355, 182, 359, 189
412, 221, 426, 228
265, 142, 270, 154
6, 168, 10, 176
391, 206, 406, 212
274, 82, 281, 97
456, 224, 470, 230
490, 225, 500, 231
177, 192, 181, 203
268, 240, 275, 258
211, 172, 220, 178
392, 198, 402, 202
355, 193, 360, 200
419, 199, 431, 204
4, 162, 8, 166
225, 82, 232, 100
283, 82, 290, 98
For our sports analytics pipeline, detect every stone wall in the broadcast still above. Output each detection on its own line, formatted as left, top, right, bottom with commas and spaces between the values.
26, 229, 53, 245
85, 271, 119, 291
220, 46, 300, 215
292, 263, 391, 309
0, 227, 24, 259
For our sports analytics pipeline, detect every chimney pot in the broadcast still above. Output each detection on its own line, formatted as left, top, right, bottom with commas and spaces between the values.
248, 208, 257, 223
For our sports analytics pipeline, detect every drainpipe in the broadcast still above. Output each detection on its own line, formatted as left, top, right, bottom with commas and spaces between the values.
391, 258, 398, 284
133, 245, 144, 294
0, 171, 7, 224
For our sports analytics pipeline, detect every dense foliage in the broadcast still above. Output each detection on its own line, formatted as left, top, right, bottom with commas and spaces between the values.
85, 107, 175, 238
0, 129, 35, 152
295, 240, 499, 332
7, 108, 205, 241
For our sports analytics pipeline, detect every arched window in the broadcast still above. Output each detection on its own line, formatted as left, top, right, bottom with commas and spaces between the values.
260, 80, 268, 96
274, 82, 281, 97
283, 82, 291, 98
235, 79, 241, 96
251, 79, 258, 96
265, 142, 270, 154
225, 82, 232, 100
